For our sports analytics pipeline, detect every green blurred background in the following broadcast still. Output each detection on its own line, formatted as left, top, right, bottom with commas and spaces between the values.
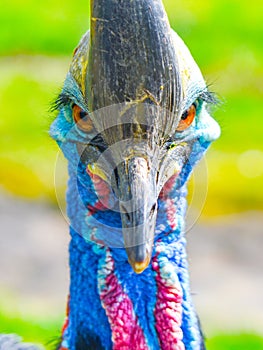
0, 0, 263, 349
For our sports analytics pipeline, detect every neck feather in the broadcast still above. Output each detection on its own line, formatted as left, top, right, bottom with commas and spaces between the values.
59, 173, 205, 350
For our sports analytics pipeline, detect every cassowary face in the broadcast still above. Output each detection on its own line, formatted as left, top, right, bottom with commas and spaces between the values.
51, 0, 220, 273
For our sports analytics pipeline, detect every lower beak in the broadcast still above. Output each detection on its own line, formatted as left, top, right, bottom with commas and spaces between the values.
116, 157, 157, 273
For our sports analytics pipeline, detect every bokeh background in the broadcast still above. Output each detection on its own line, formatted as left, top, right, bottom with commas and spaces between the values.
0, 0, 263, 349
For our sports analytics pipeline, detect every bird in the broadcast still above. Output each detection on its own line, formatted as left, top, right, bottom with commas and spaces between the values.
50, 0, 221, 349
2, 0, 220, 349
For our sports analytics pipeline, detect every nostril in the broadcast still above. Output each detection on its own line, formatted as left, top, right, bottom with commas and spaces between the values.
113, 167, 119, 188
126, 212, 131, 222
149, 203, 157, 218
110, 167, 120, 199
110, 167, 119, 190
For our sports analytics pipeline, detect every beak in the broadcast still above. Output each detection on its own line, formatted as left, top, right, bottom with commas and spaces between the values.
86, 0, 183, 273
115, 157, 157, 273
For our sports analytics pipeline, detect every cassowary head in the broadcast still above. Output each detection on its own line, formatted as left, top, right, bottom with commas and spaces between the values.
51, 0, 219, 274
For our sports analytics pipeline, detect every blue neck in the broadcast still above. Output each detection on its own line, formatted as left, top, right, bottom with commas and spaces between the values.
59, 157, 206, 349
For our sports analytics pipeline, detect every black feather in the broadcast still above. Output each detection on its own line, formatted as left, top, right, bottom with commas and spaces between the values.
51, 92, 73, 112
75, 332, 105, 350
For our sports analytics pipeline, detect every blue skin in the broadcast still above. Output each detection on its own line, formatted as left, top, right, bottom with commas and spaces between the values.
50, 69, 218, 349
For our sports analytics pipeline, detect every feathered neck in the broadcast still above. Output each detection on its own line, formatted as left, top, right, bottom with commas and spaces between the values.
57, 144, 209, 349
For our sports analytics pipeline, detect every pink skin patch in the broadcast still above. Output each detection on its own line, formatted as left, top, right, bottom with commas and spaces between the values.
152, 254, 185, 350
99, 251, 149, 350
159, 174, 178, 231
164, 198, 177, 231
87, 168, 111, 214
159, 174, 178, 201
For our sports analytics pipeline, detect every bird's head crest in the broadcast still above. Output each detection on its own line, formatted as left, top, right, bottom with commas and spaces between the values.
51, 0, 220, 273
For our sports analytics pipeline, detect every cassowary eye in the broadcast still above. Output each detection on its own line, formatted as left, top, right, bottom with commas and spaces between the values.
176, 103, 196, 132
73, 104, 94, 132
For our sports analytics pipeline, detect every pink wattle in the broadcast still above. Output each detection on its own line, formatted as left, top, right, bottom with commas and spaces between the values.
153, 255, 185, 350
160, 174, 178, 230
99, 251, 149, 350
87, 169, 111, 214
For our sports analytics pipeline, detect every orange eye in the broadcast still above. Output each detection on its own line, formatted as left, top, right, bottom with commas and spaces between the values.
73, 104, 93, 132
176, 104, 196, 132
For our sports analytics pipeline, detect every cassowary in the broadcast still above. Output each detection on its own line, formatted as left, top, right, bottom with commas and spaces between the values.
2, 0, 220, 349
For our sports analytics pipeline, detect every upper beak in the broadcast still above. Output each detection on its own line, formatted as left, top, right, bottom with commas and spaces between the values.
86, 0, 182, 273
115, 157, 157, 273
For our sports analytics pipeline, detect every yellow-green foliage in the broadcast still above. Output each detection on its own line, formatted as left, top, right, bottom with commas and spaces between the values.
0, 311, 61, 349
